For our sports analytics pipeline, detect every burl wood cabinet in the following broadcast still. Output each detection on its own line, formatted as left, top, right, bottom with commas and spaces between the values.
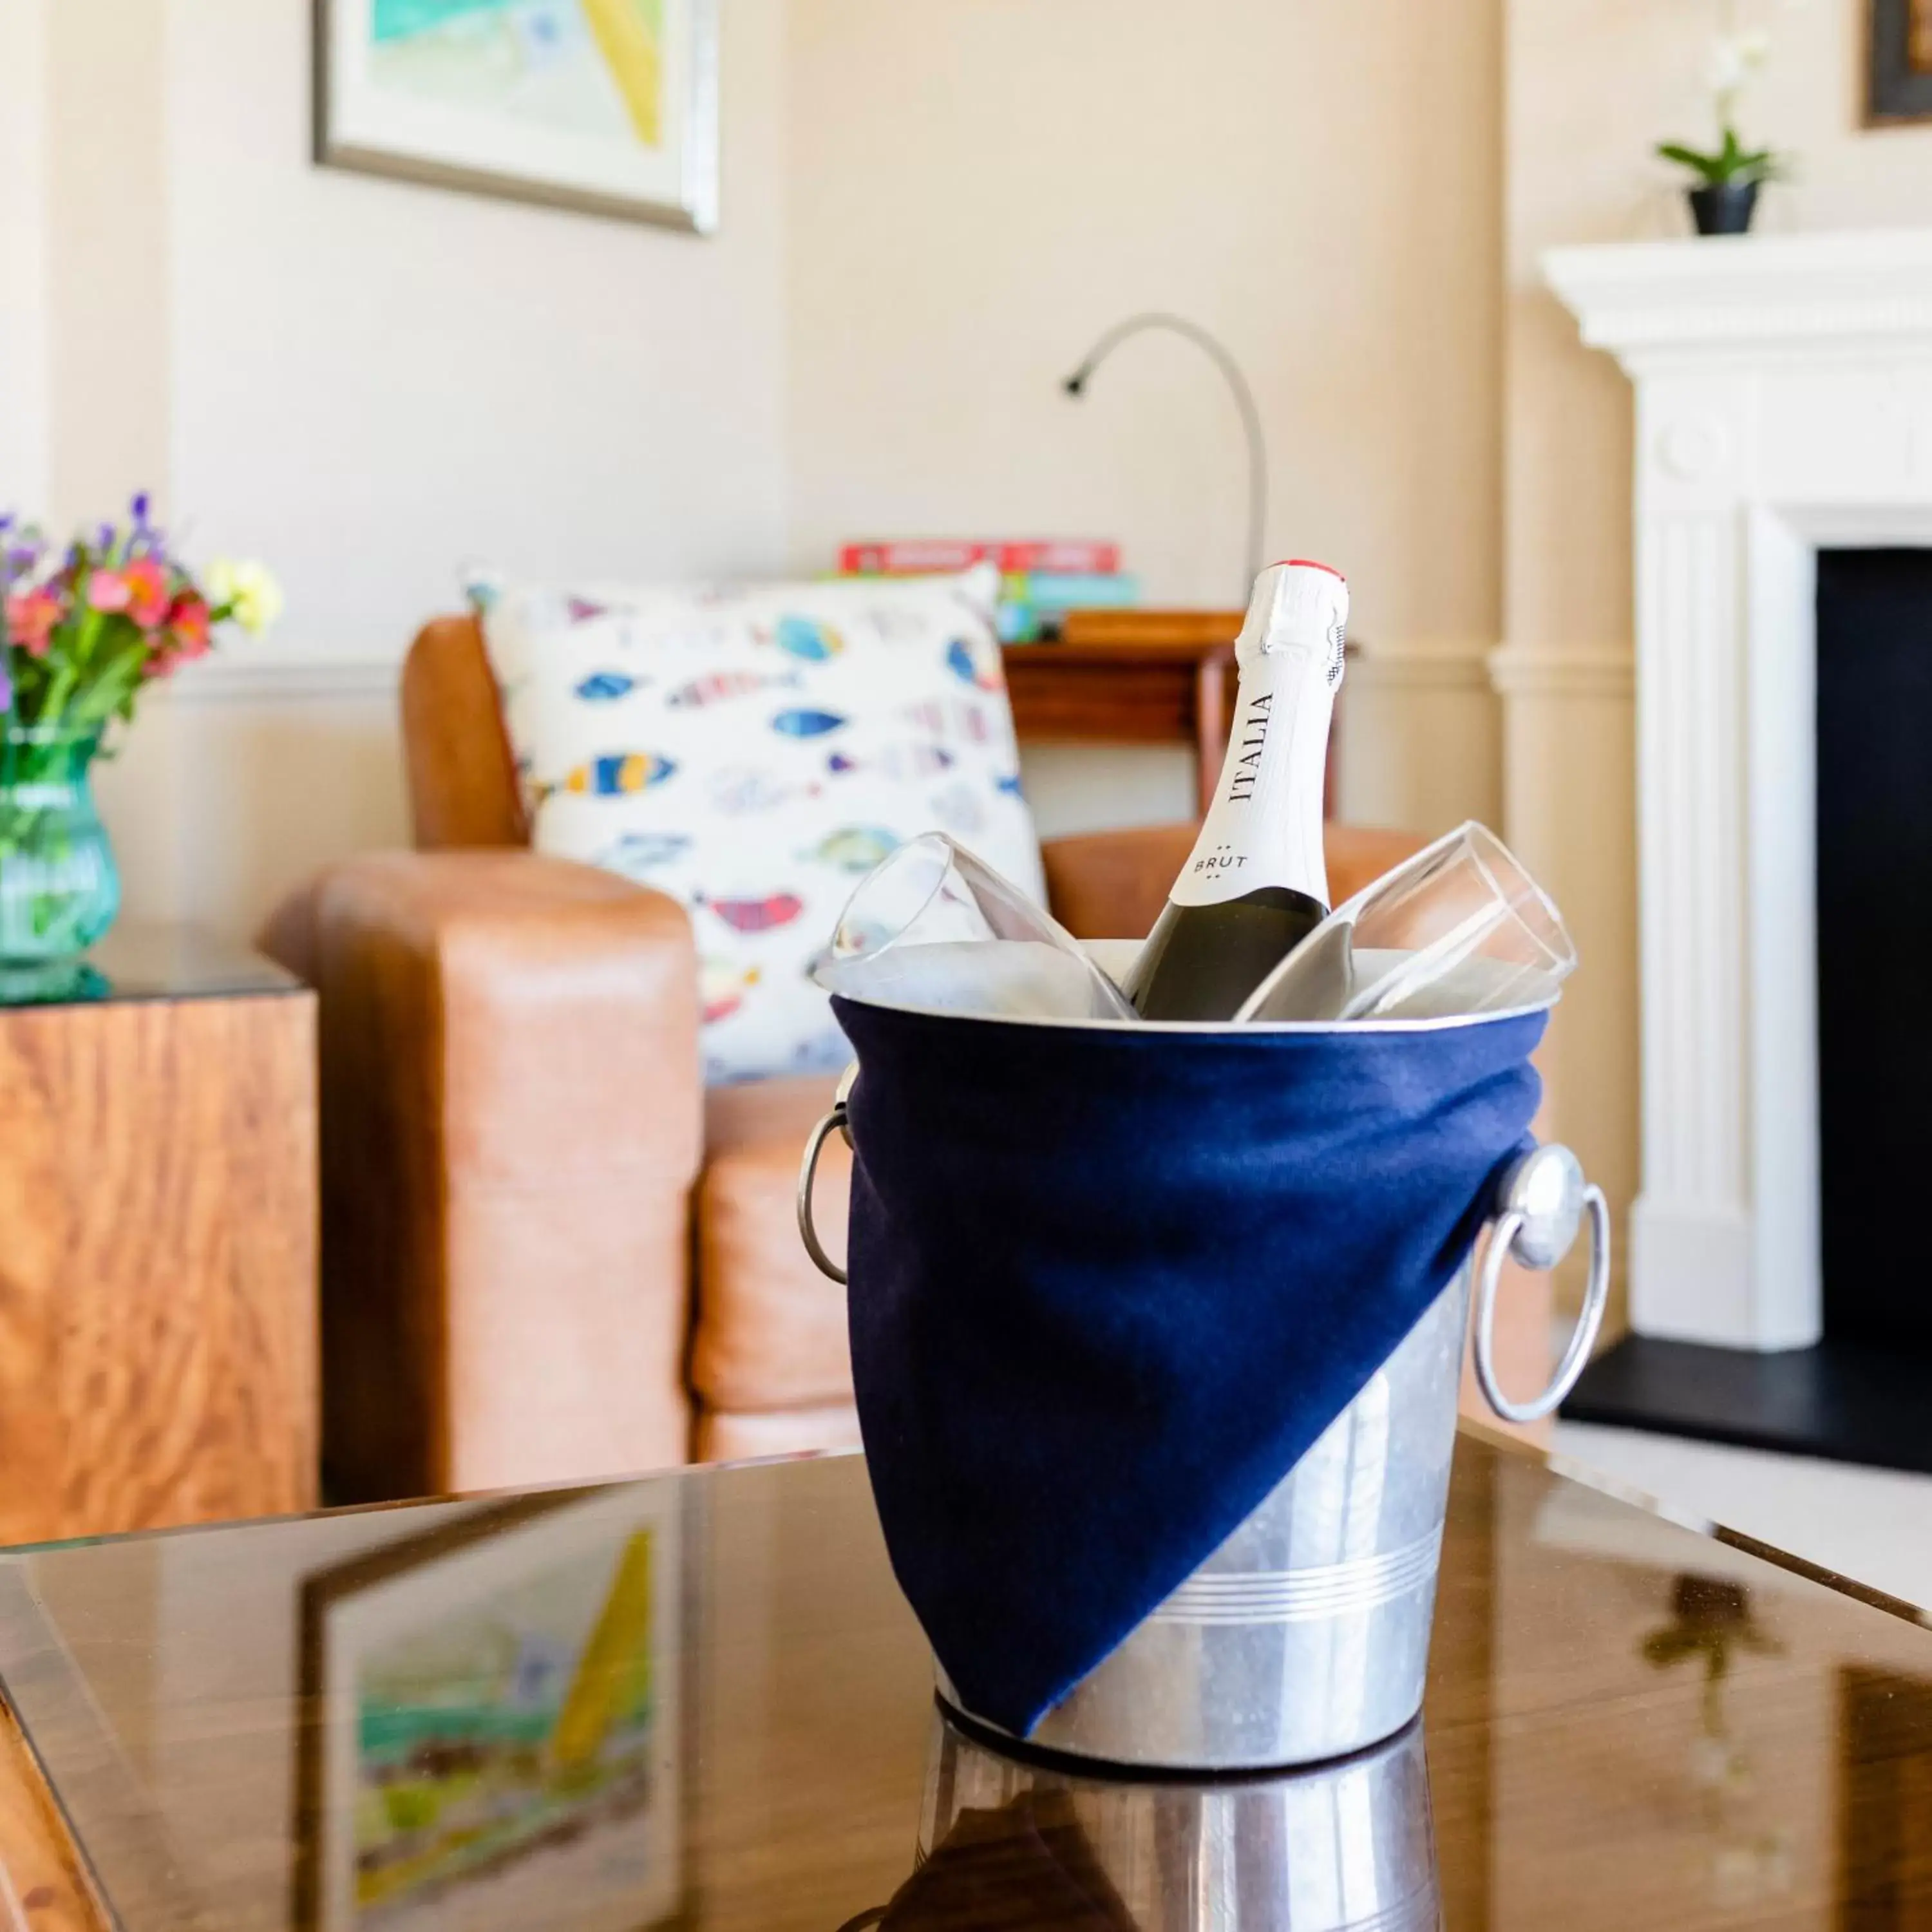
0, 929, 317, 1541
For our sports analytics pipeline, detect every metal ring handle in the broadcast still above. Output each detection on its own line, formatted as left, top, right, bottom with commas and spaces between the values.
1473, 1182, 1611, 1426
797, 1105, 850, 1287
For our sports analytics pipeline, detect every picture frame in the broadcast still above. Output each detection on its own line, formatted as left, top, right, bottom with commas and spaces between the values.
313, 0, 720, 232
1866, 0, 1932, 124
296, 1483, 688, 1932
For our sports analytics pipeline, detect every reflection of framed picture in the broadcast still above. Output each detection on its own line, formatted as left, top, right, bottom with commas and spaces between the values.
314, 0, 720, 231
1868, 0, 1932, 123
297, 1484, 686, 1932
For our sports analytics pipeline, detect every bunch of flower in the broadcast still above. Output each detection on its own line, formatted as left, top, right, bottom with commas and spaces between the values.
0, 495, 281, 735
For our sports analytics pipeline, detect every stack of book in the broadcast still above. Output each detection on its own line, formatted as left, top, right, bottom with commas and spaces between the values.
837, 540, 1139, 643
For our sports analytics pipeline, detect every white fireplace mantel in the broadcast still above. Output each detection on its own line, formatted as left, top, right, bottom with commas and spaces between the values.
1546, 227, 1932, 1353
1548, 227, 1932, 365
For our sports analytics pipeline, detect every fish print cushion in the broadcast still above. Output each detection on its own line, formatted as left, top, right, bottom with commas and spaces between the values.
476, 565, 1046, 1085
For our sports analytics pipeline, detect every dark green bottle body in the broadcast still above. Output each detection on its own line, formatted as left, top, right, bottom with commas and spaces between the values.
1124, 884, 1327, 1021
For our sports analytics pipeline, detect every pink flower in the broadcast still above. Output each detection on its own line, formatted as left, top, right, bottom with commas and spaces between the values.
166, 591, 211, 659
88, 569, 132, 614
6, 588, 62, 658
123, 558, 170, 629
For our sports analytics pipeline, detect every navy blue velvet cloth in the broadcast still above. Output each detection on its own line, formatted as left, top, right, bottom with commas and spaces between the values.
833, 998, 1546, 1738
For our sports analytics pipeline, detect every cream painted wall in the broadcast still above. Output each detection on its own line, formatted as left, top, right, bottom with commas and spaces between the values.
10, 1, 1508, 937
1505, 0, 1932, 1324
0, 0, 50, 516
166, 0, 791, 665
782, 0, 1506, 840
36, 0, 187, 914
8, 0, 793, 942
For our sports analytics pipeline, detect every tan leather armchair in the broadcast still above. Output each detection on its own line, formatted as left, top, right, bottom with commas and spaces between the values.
262, 616, 1430, 1501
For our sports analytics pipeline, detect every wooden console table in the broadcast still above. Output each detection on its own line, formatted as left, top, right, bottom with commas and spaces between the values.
0, 926, 317, 1542
1002, 609, 1344, 817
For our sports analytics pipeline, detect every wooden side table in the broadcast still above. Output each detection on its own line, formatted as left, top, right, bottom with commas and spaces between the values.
0, 927, 317, 1542
1002, 609, 1346, 817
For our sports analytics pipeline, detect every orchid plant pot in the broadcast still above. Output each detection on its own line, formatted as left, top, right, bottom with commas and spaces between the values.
1688, 180, 1760, 236
0, 721, 120, 965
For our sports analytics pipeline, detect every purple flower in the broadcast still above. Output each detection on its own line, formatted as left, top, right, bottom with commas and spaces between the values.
131, 491, 151, 526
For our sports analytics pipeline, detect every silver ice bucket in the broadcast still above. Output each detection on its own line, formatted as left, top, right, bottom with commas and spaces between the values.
914, 1705, 1439, 1931
802, 1090, 1609, 1774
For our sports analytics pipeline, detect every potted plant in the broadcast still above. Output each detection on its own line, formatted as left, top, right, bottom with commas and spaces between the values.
0, 496, 279, 967
1657, 24, 1789, 236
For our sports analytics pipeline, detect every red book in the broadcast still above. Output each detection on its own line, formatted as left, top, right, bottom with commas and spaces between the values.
840, 539, 1121, 576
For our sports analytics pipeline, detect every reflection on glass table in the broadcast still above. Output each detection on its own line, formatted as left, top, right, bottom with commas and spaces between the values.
878, 1707, 1435, 1930
0, 922, 299, 1011
0, 1434, 1930, 1928
297, 1486, 681, 1932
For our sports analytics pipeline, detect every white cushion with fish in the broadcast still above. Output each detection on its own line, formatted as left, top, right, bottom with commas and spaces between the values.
476, 565, 1045, 1084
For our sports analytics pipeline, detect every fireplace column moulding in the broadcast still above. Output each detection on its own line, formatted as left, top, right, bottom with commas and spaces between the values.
1546, 227, 1932, 1354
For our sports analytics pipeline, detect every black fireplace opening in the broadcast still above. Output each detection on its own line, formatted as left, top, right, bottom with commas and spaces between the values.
1816, 547, 1932, 1352
1563, 547, 1932, 1472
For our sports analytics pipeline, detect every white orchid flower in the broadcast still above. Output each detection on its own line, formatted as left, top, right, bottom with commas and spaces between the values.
1707, 27, 1772, 100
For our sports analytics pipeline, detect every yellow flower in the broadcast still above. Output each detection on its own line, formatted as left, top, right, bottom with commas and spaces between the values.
206, 558, 283, 638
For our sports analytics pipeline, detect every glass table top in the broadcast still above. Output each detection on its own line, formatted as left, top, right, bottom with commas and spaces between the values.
0, 1432, 1929, 1929
0, 923, 301, 1010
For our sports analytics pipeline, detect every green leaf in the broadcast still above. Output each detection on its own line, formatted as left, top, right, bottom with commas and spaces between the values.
1658, 128, 1793, 187
1658, 140, 1723, 181
66, 635, 149, 732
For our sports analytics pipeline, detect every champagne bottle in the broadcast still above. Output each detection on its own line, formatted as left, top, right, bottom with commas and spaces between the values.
1122, 560, 1348, 1021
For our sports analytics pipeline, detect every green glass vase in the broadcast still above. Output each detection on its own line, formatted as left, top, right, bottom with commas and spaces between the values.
0, 723, 121, 965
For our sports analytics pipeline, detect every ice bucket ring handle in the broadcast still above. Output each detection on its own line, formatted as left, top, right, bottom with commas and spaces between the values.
803, 1101, 1611, 1425
797, 1068, 859, 1287
1472, 1144, 1612, 1426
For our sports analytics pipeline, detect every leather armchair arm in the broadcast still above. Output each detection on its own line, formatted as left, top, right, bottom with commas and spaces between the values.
1041, 825, 1195, 942
259, 851, 702, 1501
1042, 822, 1429, 940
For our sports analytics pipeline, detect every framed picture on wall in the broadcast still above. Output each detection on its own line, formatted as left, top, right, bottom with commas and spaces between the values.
1867, 0, 1932, 122
296, 1483, 687, 1932
314, 0, 720, 232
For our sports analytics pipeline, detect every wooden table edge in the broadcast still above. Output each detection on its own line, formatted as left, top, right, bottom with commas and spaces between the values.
0, 1691, 112, 1930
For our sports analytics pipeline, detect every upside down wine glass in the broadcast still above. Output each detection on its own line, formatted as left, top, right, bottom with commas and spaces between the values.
1235, 821, 1575, 1025
813, 833, 1136, 1022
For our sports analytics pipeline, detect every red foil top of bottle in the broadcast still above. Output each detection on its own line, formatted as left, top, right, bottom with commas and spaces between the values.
1273, 558, 1346, 582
